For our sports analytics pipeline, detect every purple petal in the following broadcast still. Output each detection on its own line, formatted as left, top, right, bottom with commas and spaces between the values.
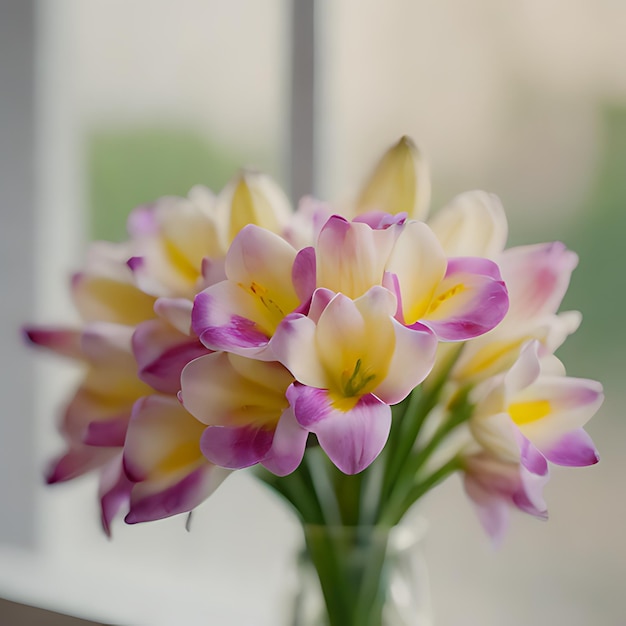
463, 476, 511, 546
84, 416, 130, 447
200, 425, 274, 469
543, 429, 599, 467
98, 456, 133, 536
517, 433, 549, 476
261, 408, 308, 476
46, 446, 118, 484
292, 246, 316, 304
125, 465, 227, 524
133, 319, 209, 394
500, 242, 578, 322
192, 287, 270, 354
424, 257, 509, 341
287, 384, 391, 474
22, 326, 82, 359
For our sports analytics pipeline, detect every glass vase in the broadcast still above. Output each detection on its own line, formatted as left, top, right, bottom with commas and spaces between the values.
290, 518, 432, 626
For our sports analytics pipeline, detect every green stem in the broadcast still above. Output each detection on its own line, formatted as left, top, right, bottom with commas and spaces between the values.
380, 345, 463, 509
379, 389, 474, 525
381, 456, 463, 526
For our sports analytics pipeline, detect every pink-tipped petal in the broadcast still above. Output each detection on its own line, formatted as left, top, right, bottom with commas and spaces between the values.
272, 313, 328, 389
22, 327, 82, 359
84, 416, 129, 447
98, 456, 133, 536
46, 446, 118, 484
125, 464, 229, 524
287, 384, 391, 474
200, 425, 274, 469
543, 429, 599, 467
181, 352, 293, 428
261, 408, 308, 476
500, 242, 578, 323
192, 284, 271, 356
423, 257, 509, 341
292, 247, 316, 304
133, 319, 209, 394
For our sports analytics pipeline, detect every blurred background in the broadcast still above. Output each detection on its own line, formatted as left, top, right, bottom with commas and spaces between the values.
1, 0, 624, 624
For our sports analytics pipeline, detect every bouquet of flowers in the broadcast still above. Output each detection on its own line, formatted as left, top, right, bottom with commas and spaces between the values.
25, 137, 603, 626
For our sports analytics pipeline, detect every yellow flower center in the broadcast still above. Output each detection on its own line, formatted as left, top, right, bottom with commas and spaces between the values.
508, 399, 551, 425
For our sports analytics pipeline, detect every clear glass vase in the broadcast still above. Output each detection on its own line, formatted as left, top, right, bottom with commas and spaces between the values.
290, 518, 432, 626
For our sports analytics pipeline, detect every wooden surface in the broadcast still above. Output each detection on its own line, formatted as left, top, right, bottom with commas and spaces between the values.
0, 598, 106, 626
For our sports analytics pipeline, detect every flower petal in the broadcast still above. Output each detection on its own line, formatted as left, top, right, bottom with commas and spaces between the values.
132, 319, 209, 394
287, 384, 391, 474
542, 429, 599, 467
385, 221, 447, 325
200, 424, 274, 469
22, 327, 82, 359
122, 395, 206, 482
422, 257, 509, 341
180, 352, 292, 428
192, 282, 272, 357
98, 455, 132, 536
261, 408, 308, 476
125, 463, 229, 524
373, 319, 437, 404
429, 191, 507, 258
217, 170, 292, 245
499, 242, 578, 324
315, 216, 398, 299
355, 136, 430, 220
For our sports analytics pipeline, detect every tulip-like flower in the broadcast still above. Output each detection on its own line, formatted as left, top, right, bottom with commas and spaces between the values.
354, 136, 431, 220
192, 224, 315, 359
452, 241, 581, 383
462, 449, 549, 545
122, 395, 229, 524
272, 287, 438, 473
470, 341, 603, 468
180, 353, 306, 476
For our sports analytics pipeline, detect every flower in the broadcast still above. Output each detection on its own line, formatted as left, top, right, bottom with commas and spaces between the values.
470, 341, 603, 469
354, 136, 431, 220
180, 353, 306, 476
273, 287, 437, 473
122, 395, 229, 524
191, 224, 314, 359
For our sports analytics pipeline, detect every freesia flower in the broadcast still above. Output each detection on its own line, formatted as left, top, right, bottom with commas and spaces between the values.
180, 353, 307, 476
462, 448, 549, 545
470, 341, 603, 468
122, 395, 229, 523
450, 241, 581, 383
215, 169, 293, 247
428, 190, 508, 259
24, 322, 153, 483
273, 286, 438, 474
354, 136, 430, 220
192, 224, 315, 359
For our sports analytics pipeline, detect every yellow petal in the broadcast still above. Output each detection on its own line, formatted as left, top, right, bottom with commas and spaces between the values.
355, 136, 430, 220
219, 170, 292, 244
